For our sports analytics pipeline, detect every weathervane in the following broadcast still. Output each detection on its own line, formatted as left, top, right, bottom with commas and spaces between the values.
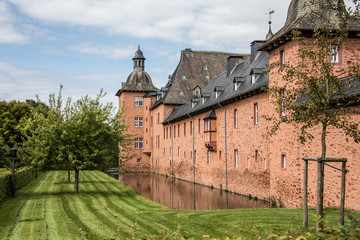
265, 9, 275, 40
266, 9, 275, 24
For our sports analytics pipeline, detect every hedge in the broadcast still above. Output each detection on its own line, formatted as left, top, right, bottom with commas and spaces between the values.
0, 167, 37, 202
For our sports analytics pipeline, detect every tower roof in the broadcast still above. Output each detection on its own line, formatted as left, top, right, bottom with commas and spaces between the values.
133, 45, 145, 60
116, 47, 158, 95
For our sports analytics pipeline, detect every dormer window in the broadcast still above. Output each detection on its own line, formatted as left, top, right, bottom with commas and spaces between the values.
182, 76, 187, 80
233, 77, 244, 91
250, 68, 263, 84
214, 86, 224, 99
191, 98, 199, 108
251, 72, 255, 84
201, 93, 210, 104
193, 86, 201, 96
203, 64, 208, 71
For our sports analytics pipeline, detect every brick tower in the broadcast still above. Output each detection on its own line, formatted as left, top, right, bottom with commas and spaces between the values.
116, 46, 158, 171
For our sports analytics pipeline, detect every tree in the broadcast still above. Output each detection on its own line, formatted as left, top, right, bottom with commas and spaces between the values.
0, 135, 9, 168
21, 86, 133, 192
0, 100, 32, 148
266, 0, 360, 231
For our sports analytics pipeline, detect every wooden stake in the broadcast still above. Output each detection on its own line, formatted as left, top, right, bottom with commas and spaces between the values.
340, 162, 346, 225
303, 159, 308, 227
317, 159, 324, 232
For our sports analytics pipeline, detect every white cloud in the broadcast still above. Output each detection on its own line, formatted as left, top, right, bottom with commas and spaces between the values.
69, 42, 134, 59
7, 0, 289, 49
0, 61, 125, 108
0, 2, 27, 44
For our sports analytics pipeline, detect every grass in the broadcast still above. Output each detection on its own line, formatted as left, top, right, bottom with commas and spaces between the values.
0, 170, 359, 239
0, 168, 9, 176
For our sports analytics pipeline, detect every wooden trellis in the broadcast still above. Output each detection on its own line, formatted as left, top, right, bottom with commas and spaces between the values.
302, 157, 347, 229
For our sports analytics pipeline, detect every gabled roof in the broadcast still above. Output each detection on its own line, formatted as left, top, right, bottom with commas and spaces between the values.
150, 49, 249, 109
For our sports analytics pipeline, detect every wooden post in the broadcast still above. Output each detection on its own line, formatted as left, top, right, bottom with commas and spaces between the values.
317, 158, 324, 232
303, 159, 308, 227
340, 162, 346, 225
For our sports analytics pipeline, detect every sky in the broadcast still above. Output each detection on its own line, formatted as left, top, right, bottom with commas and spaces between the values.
0, 0, 329, 108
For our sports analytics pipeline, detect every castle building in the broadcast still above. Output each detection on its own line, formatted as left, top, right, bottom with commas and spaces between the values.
116, 0, 360, 210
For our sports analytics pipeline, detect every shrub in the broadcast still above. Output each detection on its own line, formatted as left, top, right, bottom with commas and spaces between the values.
0, 166, 36, 202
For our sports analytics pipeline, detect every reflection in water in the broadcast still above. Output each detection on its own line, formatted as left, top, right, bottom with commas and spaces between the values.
118, 173, 269, 210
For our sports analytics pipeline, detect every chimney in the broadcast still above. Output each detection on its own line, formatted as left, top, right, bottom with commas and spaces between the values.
227, 56, 242, 76
250, 40, 266, 62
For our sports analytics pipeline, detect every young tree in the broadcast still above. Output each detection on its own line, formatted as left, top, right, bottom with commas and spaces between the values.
266, 0, 360, 231
21, 86, 133, 192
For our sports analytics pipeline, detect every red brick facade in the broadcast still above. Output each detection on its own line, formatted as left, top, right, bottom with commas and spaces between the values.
118, 10, 360, 210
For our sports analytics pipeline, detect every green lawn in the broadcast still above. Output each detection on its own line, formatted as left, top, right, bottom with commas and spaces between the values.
0, 168, 9, 177
0, 171, 358, 239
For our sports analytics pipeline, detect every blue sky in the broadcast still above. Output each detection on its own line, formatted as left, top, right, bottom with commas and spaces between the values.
0, 0, 320, 108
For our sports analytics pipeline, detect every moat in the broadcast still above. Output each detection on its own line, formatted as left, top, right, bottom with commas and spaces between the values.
116, 172, 270, 210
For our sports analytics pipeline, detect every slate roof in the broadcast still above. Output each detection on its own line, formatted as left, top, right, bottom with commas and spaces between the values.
260, 0, 360, 52
163, 43, 269, 124
150, 49, 249, 109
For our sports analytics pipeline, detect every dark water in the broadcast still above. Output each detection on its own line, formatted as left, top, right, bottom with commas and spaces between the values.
117, 173, 269, 210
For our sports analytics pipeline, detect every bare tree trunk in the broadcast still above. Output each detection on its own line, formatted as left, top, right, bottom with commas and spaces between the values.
317, 122, 327, 232
74, 169, 79, 193
68, 170, 71, 183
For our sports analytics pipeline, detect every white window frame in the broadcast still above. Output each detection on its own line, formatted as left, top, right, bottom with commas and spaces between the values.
235, 149, 238, 168
281, 89, 286, 117
330, 45, 339, 63
134, 138, 144, 149
135, 97, 143, 107
234, 109, 238, 128
254, 103, 258, 125
282, 154, 287, 169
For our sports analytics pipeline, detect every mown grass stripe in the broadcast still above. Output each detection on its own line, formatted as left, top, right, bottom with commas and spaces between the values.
82, 171, 168, 236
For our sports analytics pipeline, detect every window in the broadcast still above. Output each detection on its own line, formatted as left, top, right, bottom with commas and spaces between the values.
174, 125, 176, 138
135, 97, 143, 107
255, 150, 259, 161
280, 50, 285, 65
280, 89, 286, 117
190, 121, 192, 135
137, 158, 141, 164
215, 91, 221, 98
135, 117, 143, 128
194, 150, 197, 164
198, 119, 201, 133
166, 127, 168, 139
134, 138, 144, 149
207, 151, 211, 166
281, 154, 287, 169
234, 149, 239, 168
178, 124, 180, 137
184, 123, 186, 136
178, 146, 180, 156
192, 101, 197, 108
330, 45, 339, 63
157, 113, 160, 124
254, 103, 258, 125
251, 73, 255, 84
234, 109, 238, 128
204, 120, 210, 131
219, 151, 222, 160
170, 126, 172, 138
